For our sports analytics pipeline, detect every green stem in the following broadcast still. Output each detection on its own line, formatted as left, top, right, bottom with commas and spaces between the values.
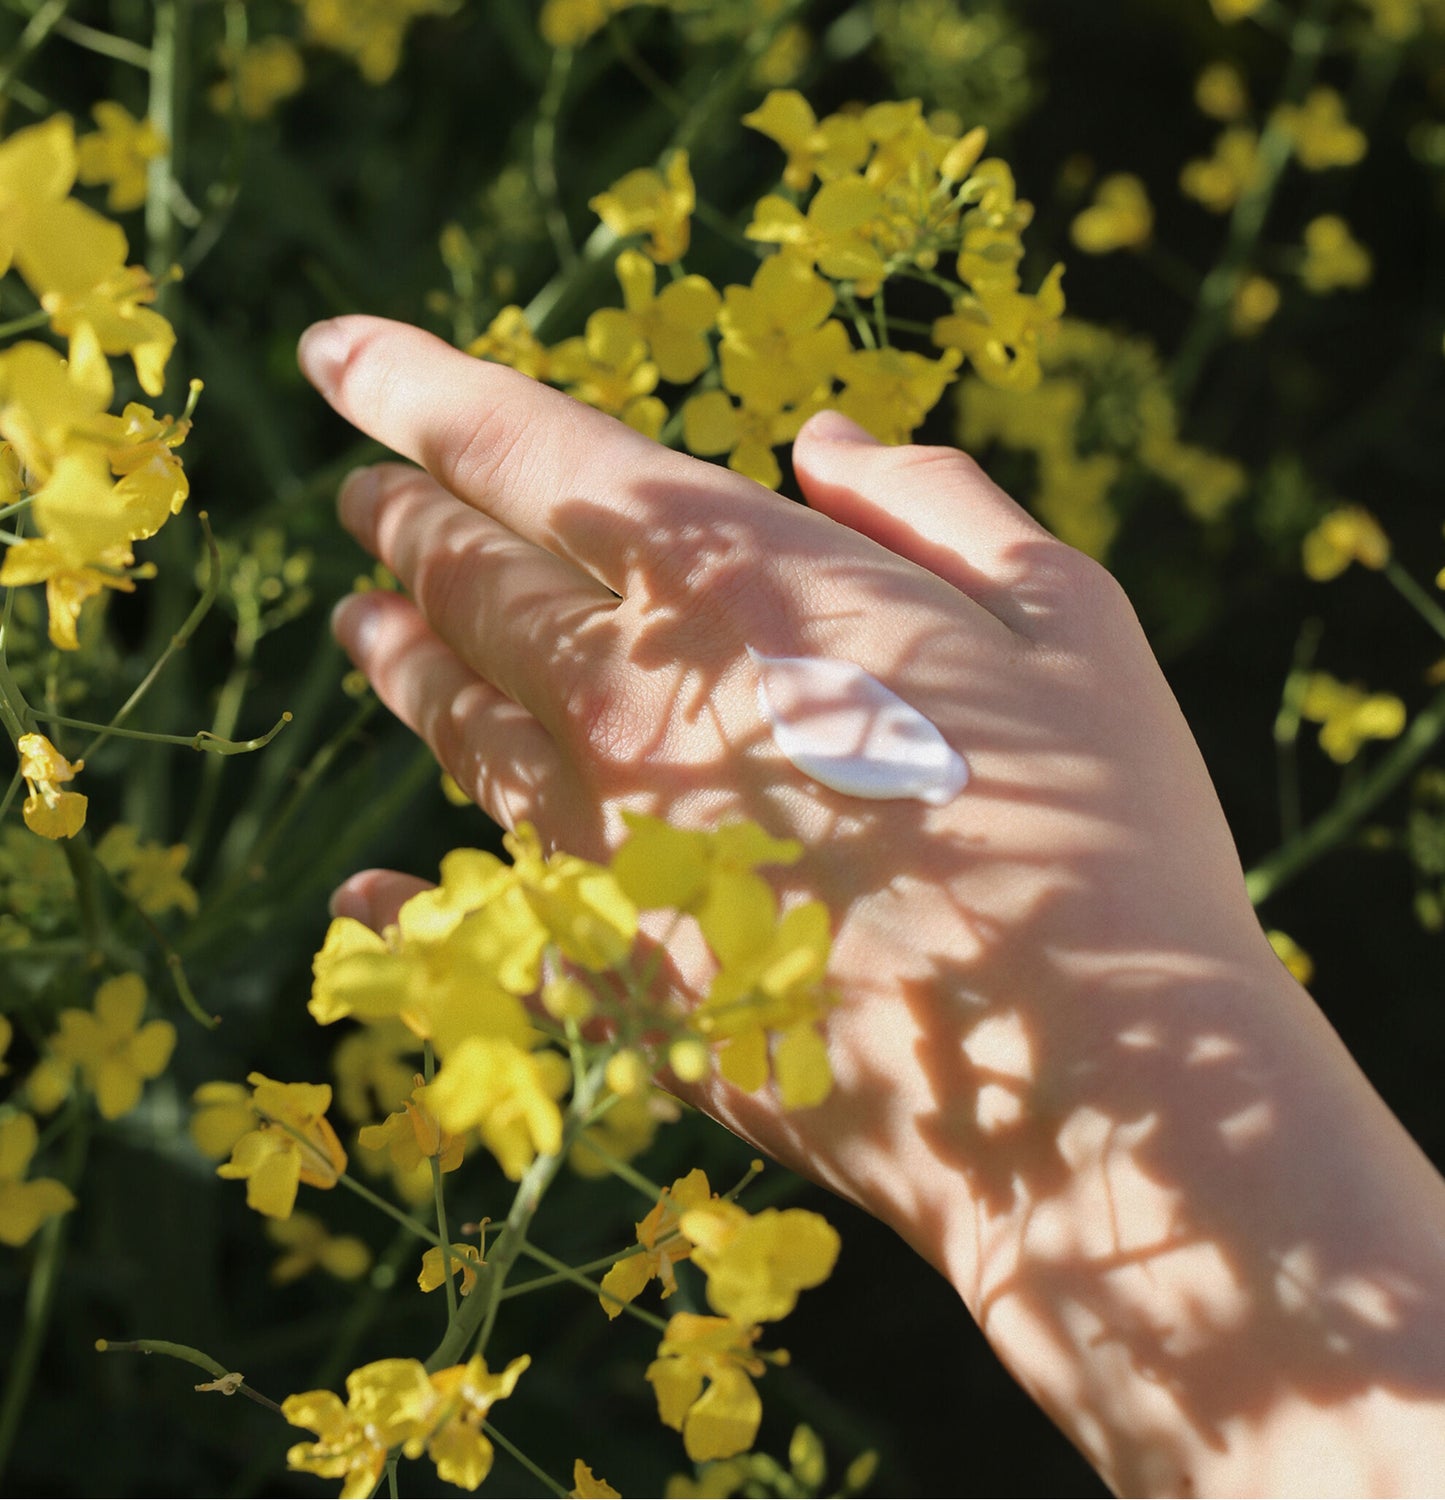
79, 510, 222, 764
95, 1339, 282, 1414
337, 1171, 445, 1248
41, 710, 291, 756
0, 1107, 87, 1484
515, 1239, 668, 1331
481, 1420, 568, 1500
0, 0, 70, 101
500, 1242, 647, 1300
60, 833, 104, 959
52, 15, 152, 68
1171, 0, 1334, 407
0, 308, 50, 339
424, 1063, 606, 1373
425, 1041, 459, 1324
1385, 558, 1445, 643
569, 1135, 664, 1204
534, 45, 577, 275
1246, 681, 1445, 905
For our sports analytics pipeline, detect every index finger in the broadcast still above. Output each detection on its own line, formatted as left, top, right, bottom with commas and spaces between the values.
297, 315, 771, 596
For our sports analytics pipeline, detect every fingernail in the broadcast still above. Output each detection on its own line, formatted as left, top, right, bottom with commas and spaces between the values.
328, 884, 369, 922
330, 591, 381, 655
297, 318, 354, 391
337, 465, 378, 523
803, 410, 881, 445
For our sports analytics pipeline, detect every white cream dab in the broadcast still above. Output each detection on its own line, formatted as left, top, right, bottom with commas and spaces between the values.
747, 646, 969, 806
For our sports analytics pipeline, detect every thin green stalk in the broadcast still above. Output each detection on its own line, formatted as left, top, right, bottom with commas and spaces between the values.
424, 1063, 606, 1372
515, 1239, 668, 1332
424, 1041, 459, 1324
95, 1339, 282, 1413
0, 0, 69, 100
42, 709, 291, 756
534, 45, 577, 275
1385, 558, 1445, 644
52, 14, 152, 67
481, 1420, 568, 1500
0, 307, 50, 339
500, 1241, 647, 1300
0, 1108, 87, 1485
337, 1170, 445, 1248
385, 1456, 399, 1498
60, 833, 104, 957
1171, 0, 1335, 406
569, 1134, 664, 1203
1246, 680, 1445, 905
606, 12, 689, 120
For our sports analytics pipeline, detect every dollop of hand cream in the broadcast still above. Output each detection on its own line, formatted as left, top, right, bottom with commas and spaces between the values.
747, 646, 969, 806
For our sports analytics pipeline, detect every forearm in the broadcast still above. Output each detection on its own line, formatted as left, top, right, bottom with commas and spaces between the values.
870, 951, 1445, 1497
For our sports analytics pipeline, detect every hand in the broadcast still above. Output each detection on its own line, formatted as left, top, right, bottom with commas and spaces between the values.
300, 316, 1445, 1496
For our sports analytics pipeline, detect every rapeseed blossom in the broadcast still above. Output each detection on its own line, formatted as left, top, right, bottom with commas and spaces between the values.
1180, 127, 1262, 213
95, 825, 198, 916
209, 38, 307, 119
1300, 215, 1372, 294
1300, 673, 1407, 763
16, 732, 87, 839
571, 1460, 621, 1498
75, 102, 167, 214
1273, 88, 1367, 171
426, 1036, 569, 1179
0, 1112, 75, 1247
47, 972, 175, 1120
646, 1313, 769, 1462
426, 1352, 530, 1489
1070, 173, 1153, 254
356, 1074, 463, 1174
1302, 506, 1390, 580
294, 0, 456, 84
267, 1212, 372, 1283
614, 249, 720, 383
589, 151, 695, 264
418, 1241, 484, 1296
599, 1166, 714, 1317
189, 1080, 256, 1159
679, 1200, 840, 1325
217, 1074, 347, 1219
548, 308, 667, 439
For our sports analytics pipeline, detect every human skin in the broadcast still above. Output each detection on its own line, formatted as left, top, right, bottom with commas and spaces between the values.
299, 315, 1445, 1497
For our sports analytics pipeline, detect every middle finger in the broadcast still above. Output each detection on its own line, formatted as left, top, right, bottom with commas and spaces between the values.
339, 462, 620, 736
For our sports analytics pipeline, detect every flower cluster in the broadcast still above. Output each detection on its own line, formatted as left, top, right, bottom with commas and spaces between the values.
598, 1166, 840, 1461
468, 89, 1063, 489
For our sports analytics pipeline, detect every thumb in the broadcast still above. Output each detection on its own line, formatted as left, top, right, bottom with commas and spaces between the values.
792, 408, 1060, 630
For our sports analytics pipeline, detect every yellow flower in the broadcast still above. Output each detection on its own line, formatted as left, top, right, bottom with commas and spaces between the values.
284, 1360, 434, 1498
681, 388, 810, 491
209, 38, 306, 119
1272, 87, 1367, 171
267, 1212, 372, 1283
0, 115, 78, 280
646, 1313, 768, 1463
1180, 126, 1262, 213
540, 0, 613, 48
505, 822, 638, 971
547, 308, 670, 439
0, 331, 112, 485
418, 1241, 484, 1297
309, 848, 544, 1056
1300, 673, 1407, 763
331, 1018, 423, 1123
17, 198, 174, 395
217, 1074, 348, 1219
15, 731, 87, 839
356, 1074, 463, 1173
1210, 0, 1265, 19
95, 824, 198, 916
1229, 274, 1280, 337
75, 102, 167, 214
189, 1080, 256, 1160
932, 262, 1066, 393
1267, 929, 1314, 987
426, 1353, 530, 1491
571, 1084, 672, 1178
466, 305, 552, 380
294, 0, 456, 84
48, 972, 175, 1120
589, 151, 694, 264
1300, 215, 1372, 294
1302, 505, 1390, 581
832, 345, 962, 444
0, 1111, 75, 1247
1070, 173, 1153, 254
746, 177, 890, 293
615, 248, 720, 384
426, 1038, 569, 1180
741, 90, 870, 192
679, 1201, 840, 1325
714, 252, 850, 416
571, 1460, 622, 1498
1195, 61, 1250, 121
599, 1167, 714, 1318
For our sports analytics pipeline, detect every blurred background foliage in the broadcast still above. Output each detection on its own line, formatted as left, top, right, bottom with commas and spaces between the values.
1, 0, 1444, 1493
